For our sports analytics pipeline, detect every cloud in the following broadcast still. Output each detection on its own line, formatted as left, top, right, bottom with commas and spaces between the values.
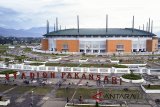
0, 7, 20, 28
0, 0, 160, 33
0, 7, 19, 15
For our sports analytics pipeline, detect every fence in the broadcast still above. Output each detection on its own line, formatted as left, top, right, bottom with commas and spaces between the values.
0, 62, 153, 74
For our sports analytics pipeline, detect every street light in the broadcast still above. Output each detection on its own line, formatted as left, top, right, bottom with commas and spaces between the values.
30, 90, 34, 107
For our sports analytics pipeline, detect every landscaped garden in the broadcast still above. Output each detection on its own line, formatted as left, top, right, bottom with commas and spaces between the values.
143, 85, 160, 90
23, 47, 32, 52
119, 59, 144, 64
56, 88, 97, 99
45, 63, 61, 66
14, 55, 28, 63
0, 70, 17, 74
29, 63, 44, 66
45, 63, 128, 68
0, 45, 8, 55
32, 51, 69, 57
0, 58, 4, 61
56, 88, 142, 100
122, 72, 142, 80
141, 84, 160, 93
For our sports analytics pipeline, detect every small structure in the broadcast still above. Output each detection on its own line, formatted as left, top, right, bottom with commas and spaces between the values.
141, 84, 160, 93
0, 94, 10, 106
109, 59, 119, 64
79, 58, 88, 63
8, 46, 15, 49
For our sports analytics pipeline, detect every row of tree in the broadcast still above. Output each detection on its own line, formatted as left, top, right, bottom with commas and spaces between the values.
0, 36, 41, 45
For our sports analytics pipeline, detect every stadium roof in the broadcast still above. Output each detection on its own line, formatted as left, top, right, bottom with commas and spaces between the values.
43, 28, 156, 37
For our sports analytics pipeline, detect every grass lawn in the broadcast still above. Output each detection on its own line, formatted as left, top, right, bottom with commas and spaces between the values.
0, 84, 15, 92
23, 48, 32, 52
82, 55, 96, 58
32, 52, 69, 57
120, 60, 144, 64
0, 58, 4, 61
8, 86, 52, 95
45, 63, 61, 66
56, 88, 142, 100
0, 45, 8, 54
32, 86, 52, 95
102, 88, 142, 99
61, 63, 80, 67
74, 88, 97, 99
56, 88, 75, 98
112, 64, 128, 68
0, 49, 7, 54
79, 64, 127, 68
29, 63, 44, 66
45, 63, 79, 67
79, 64, 102, 67
8, 86, 35, 94
56, 88, 96, 99
45, 63, 127, 68
143, 85, 160, 90
0, 45, 8, 49
56, 88, 95, 99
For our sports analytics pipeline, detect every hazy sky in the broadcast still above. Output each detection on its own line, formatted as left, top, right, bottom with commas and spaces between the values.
0, 0, 160, 33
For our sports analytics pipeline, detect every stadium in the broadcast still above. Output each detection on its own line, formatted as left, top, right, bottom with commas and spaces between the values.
41, 17, 158, 54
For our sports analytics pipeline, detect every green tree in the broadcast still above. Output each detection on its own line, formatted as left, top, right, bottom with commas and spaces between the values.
15, 55, 26, 63
96, 101, 99, 107
5, 58, 10, 67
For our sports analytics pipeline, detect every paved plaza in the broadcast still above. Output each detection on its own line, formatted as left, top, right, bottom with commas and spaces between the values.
0, 73, 160, 107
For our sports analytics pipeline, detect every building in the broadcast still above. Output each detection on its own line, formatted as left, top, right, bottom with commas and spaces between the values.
158, 38, 160, 50
41, 28, 158, 54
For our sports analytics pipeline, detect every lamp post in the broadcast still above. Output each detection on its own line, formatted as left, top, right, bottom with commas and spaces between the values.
30, 90, 34, 107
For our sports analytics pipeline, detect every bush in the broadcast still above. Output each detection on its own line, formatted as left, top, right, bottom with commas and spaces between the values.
113, 64, 128, 68
29, 63, 44, 66
45, 63, 60, 66
122, 73, 142, 80
143, 85, 160, 90
14, 55, 26, 63
0, 70, 17, 74
24, 48, 32, 52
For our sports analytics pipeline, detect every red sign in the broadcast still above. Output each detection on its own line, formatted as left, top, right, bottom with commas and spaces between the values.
92, 91, 103, 102
4, 72, 122, 85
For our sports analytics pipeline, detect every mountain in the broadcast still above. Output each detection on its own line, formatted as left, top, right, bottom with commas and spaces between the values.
0, 27, 53, 37
1, 26, 159, 38
155, 32, 160, 37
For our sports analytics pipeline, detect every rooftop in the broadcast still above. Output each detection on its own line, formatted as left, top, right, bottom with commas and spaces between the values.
43, 28, 156, 37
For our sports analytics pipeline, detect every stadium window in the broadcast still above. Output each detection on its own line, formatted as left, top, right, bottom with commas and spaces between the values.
63, 44, 68, 49
133, 49, 137, 52
101, 35, 106, 38
93, 50, 98, 53
86, 49, 91, 53
116, 44, 124, 49
80, 49, 84, 52
100, 50, 105, 53
86, 35, 91, 38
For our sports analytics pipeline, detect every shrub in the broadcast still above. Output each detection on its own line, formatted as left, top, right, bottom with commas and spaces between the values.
0, 70, 17, 74
113, 64, 128, 68
29, 63, 44, 66
122, 73, 142, 80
